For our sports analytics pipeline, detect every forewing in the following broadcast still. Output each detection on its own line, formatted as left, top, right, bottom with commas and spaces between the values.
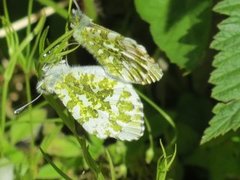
71, 12, 163, 84
53, 66, 144, 141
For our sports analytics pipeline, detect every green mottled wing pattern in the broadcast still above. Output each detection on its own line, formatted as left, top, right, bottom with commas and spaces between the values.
71, 10, 163, 85
43, 65, 144, 141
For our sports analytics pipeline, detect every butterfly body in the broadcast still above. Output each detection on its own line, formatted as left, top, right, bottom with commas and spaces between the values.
71, 9, 163, 85
37, 61, 144, 141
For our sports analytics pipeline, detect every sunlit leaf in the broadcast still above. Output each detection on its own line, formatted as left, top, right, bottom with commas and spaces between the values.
201, 0, 240, 144
135, 0, 212, 70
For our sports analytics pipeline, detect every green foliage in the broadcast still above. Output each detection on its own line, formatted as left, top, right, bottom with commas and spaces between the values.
43, 136, 81, 157
38, 164, 62, 179
135, 0, 212, 70
156, 141, 177, 180
187, 141, 240, 180
201, 0, 240, 144
37, 0, 69, 19
1, 0, 240, 179
39, 147, 72, 180
10, 108, 46, 144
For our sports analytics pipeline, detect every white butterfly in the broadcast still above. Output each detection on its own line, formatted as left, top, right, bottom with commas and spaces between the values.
70, 7, 163, 85
36, 60, 144, 141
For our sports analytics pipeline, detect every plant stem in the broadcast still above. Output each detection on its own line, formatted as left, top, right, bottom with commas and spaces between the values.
106, 149, 116, 180
76, 136, 105, 180
136, 89, 177, 145
144, 116, 154, 163
25, 73, 35, 178
0, 81, 9, 157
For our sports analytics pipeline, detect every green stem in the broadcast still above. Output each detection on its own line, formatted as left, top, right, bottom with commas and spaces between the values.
144, 116, 154, 150
1, 22, 44, 141
0, 81, 9, 157
0, 0, 10, 158
40, 147, 72, 180
83, 0, 98, 20
76, 136, 105, 180
137, 90, 175, 129
156, 140, 177, 180
136, 89, 177, 145
26, 0, 33, 56
144, 116, 154, 163
106, 149, 116, 180
45, 96, 105, 179
25, 74, 35, 178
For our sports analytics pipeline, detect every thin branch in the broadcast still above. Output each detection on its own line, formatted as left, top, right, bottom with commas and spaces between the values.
0, 1, 67, 38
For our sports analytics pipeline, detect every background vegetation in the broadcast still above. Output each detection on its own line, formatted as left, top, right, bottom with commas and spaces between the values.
1, 0, 240, 179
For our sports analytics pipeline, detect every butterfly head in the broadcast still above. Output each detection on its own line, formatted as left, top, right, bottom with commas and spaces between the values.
37, 60, 69, 94
70, 9, 92, 30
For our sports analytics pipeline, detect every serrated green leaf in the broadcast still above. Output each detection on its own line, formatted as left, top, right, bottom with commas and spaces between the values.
134, 0, 212, 70
210, 18, 240, 51
213, 0, 240, 16
202, 0, 240, 144
201, 100, 240, 144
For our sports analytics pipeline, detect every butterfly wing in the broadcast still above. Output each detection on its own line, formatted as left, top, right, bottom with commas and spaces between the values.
53, 66, 144, 141
71, 11, 163, 85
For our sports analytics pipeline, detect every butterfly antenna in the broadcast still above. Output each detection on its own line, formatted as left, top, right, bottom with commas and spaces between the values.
73, 0, 81, 12
14, 93, 42, 114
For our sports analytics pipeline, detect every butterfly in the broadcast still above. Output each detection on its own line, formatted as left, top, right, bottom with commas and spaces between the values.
70, 7, 163, 85
37, 60, 144, 141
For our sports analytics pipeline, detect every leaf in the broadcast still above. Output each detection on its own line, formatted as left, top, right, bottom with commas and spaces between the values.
88, 136, 104, 159
134, 0, 212, 70
38, 164, 62, 179
201, 100, 240, 144
44, 136, 81, 158
201, 0, 240, 144
10, 108, 46, 144
1, 139, 28, 177
39, 147, 72, 180
186, 141, 240, 179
